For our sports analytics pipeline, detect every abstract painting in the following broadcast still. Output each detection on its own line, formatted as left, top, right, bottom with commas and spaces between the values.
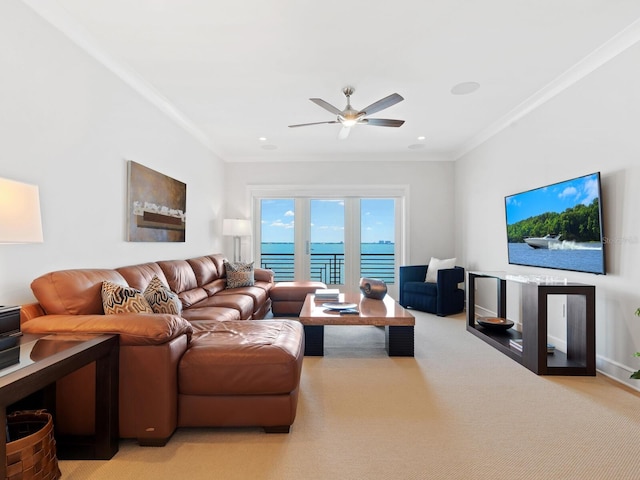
127, 160, 186, 242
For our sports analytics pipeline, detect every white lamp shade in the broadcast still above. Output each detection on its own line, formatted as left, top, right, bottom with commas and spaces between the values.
0, 177, 44, 243
222, 218, 251, 237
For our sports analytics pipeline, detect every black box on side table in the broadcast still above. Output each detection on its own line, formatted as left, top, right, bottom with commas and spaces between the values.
0, 306, 20, 337
0, 307, 21, 367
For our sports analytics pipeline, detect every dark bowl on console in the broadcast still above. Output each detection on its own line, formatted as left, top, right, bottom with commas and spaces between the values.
476, 317, 514, 330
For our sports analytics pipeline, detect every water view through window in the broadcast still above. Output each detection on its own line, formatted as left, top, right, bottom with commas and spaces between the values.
260, 198, 395, 284
360, 198, 395, 283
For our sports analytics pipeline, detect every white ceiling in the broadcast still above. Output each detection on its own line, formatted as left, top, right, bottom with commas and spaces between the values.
23, 0, 640, 162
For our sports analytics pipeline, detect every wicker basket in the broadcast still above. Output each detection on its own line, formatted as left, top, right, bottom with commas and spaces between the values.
6, 410, 61, 480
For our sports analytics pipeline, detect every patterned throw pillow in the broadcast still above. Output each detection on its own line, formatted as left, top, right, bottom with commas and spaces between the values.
224, 261, 255, 289
101, 280, 153, 315
143, 275, 183, 315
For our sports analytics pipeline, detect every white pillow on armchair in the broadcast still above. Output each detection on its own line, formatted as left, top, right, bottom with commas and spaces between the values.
425, 257, 456, 283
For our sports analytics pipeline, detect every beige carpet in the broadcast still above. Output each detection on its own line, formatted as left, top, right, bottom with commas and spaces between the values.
60, 312, 640, 479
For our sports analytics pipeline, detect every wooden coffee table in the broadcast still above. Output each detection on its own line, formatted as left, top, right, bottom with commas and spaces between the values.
298, 293, 415, 357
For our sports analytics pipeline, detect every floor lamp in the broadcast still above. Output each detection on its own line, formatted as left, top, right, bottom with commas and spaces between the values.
222, 219, 251, 263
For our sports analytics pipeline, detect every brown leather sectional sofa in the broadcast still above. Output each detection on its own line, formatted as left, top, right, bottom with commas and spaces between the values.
20, 254, 305, 446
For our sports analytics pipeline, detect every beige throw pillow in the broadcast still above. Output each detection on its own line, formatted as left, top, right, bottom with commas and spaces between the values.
425, 257, 456, 283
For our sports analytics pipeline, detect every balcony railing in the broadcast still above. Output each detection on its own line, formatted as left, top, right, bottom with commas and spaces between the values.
360, 254, 395, 283
260, 253, 395, 284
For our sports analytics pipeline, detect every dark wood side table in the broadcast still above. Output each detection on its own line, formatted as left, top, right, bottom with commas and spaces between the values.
467, 271, 596, 376
0, 333, 119, 478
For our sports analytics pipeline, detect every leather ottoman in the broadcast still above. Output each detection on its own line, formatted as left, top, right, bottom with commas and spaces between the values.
270, 281, 327, 317
177, 319, 305, 433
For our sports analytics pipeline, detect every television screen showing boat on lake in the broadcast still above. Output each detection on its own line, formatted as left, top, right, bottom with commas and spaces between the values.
504, 172, 606, 275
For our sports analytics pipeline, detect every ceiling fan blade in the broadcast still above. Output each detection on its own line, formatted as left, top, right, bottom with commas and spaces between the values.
289, 120, 339, 128
310, 98, 343, 116
361, 118, 405, 127
360, 93, 404, 116
338, 126, 351, 140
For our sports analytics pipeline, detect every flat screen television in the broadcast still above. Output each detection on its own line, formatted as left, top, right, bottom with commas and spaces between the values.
504, 172, 606, 275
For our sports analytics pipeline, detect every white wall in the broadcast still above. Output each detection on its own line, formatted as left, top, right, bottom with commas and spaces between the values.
455, 41, 640, 388
0, 2, 224, 305
224, 159, 457, 268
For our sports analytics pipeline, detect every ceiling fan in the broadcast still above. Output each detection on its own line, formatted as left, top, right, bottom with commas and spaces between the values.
288, 86, 405, 139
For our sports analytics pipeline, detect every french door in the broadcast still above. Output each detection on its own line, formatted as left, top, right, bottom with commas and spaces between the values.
254, 190, 403, 294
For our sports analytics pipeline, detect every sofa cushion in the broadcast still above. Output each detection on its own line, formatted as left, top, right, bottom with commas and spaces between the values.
201, 278, 226, 296
101, 280, 154, 315
208, 254, 227, 277
157, 259, 208, 307
187, 256, 219, 285
403, 281, 438, 296
157, 259, 199, 293
178, 288, 208, 309
425, 257, 457, 283
117, 262, 168, 292
144, 275, 182, 315
191, 293, 254, 320
180, 306, 241, 322
224, 261, 255, 289
31, 269, 129, 315
180, 320, 304, 395
253, 280, 275, 294
216, 286, 268, 314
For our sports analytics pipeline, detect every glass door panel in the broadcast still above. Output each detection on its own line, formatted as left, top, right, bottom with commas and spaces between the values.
360, 199, 396, 284
310, 199, 345, 286
259, 199, 295, 281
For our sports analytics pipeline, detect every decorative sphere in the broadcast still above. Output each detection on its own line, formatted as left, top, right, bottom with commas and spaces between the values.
359, 277, 387, 300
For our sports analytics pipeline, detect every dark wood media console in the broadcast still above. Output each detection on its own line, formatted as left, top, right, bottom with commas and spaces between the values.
467, 271, 595, 376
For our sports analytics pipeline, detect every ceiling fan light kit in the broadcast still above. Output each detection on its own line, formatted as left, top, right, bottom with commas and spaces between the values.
289, 86, 405, 139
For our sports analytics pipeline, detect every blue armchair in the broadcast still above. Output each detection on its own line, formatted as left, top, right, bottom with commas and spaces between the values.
399, 265, 465, 316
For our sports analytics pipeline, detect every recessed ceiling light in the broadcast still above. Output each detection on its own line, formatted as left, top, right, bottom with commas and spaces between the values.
259, 137, 267, 141
451, 81, 480, 95
261, 144, 277, 150
417, 136, 426, 141
408, 144, 425, 150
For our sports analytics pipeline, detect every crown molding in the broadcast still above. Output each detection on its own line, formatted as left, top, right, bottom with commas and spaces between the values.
20, 0, 221, 158
454, 17, 640, 160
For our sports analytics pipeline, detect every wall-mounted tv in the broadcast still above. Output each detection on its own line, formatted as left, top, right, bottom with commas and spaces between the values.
504, 172, 605, 275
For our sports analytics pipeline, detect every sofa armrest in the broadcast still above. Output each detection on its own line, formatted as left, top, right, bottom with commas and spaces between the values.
254, 267, 275, 283
436, 266, 465, 291
21, 313, 193, 346
398, 265, 428, 306
21, 303, 46, 323
436, 266, 465, 316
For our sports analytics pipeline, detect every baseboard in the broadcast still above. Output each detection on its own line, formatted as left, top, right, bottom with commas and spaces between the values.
472, 305, 495, 318
596, 355, 640, 393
